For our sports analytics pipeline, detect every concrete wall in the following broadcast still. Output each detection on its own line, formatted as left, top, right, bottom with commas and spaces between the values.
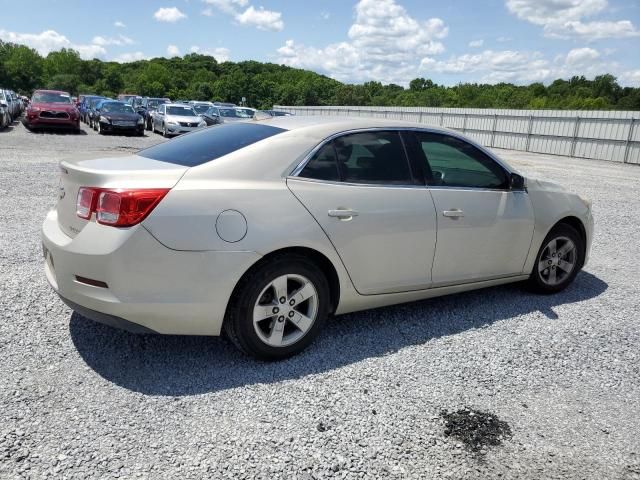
273, 106, 640, 164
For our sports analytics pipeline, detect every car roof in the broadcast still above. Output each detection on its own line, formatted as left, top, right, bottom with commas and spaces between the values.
252, 115, 458, 140
165, 103, 195, 108
34, 89, 70, 94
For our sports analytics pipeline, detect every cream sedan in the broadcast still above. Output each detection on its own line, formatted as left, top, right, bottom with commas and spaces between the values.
42, 117, 593, 359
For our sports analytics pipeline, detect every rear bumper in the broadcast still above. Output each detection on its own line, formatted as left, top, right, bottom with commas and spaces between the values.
41, 209, 261, 335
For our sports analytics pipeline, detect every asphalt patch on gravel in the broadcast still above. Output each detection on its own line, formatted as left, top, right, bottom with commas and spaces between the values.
441, 408, 512, 453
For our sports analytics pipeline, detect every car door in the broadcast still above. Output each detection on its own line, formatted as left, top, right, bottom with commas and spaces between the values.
287, 130, 438, 295
155, 105, 165, 130
408, 131, 535, 286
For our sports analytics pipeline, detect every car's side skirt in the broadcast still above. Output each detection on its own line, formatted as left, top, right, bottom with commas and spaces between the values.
334, 274, 530, 316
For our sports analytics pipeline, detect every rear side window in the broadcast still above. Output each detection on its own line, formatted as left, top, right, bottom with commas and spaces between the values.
299, 143, 340, 181
138, 123, 286, 167
334, 131, 412, 185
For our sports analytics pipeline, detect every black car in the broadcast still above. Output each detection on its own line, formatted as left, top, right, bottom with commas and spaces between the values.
93, 100, 144, 135
199, 106, 224, 126
136, 97, 170, 130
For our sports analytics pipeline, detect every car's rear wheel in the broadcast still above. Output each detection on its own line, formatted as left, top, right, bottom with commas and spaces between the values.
224, 254, 330, 360
527, 223, 584, 294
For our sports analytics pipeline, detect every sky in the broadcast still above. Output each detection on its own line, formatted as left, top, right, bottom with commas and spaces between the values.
1, 0, 639, 87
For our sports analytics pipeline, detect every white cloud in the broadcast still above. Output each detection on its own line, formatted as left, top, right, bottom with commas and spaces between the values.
114, 21, 126, 28
277, 0, 448, 85
619, 70, 640, 87
203, 0, 283, 31
505, 0, 640, 39
564, 47, 600, 65
114, 51, 147, 63
92, 34, 134, 46
189, 45, 230, 62
469, 39, 484, 48
236, 6, 283, 31
153, 7, 187, 22
167, 44, 181, 56
0, 29, 106, 59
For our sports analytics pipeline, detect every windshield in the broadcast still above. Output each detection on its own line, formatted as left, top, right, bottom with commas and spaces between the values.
193, 105, 210, 114
167, 105, 197, 116
138, 123, 286, 166
101, 102, 135, 113
32, 92, 71, 104
219, 108, 253, 118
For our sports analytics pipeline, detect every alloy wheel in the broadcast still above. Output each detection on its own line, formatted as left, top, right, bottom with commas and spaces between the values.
252, 274, 319, 347
537, 236, 577, 286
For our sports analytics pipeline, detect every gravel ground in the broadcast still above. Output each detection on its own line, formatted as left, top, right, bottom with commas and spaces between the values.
1, 119, 639, 479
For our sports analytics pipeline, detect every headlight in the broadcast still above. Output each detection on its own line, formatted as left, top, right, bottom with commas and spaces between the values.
99, 116, 110, 123
167, 121, 178, 126
198, 121, 206, 127
137, 117, 144, 124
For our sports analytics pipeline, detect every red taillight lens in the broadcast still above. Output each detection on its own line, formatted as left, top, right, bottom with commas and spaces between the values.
76, 188, 170, 227
76, 187, 97, 219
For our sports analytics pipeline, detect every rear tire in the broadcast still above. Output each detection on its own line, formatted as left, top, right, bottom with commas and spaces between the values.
526, 223, 584, 294
224, 254, 330, 360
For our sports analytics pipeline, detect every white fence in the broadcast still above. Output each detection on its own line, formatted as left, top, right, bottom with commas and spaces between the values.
273, 106, 640, 164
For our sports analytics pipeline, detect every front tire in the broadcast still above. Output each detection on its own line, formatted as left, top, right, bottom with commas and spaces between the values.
97, 122, 103, 135
527, 223, 584, 294
224, 254, 330, 360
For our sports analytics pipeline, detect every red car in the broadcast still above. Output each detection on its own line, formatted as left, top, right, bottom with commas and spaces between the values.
23, 90, 80, 132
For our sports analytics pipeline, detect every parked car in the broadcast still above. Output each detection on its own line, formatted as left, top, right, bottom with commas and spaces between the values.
79, 95, 105, 123
213, 101, 236, 107
266, 110, 293, 117
216, 107, 254, 123
92, 100, 144, 136
137, 97, 170, 130
0, 103, 9, 129
189, 101, 214, 117
23, 89, 80, 132
41, 117, 593, 360
117, 94, 139, 103
126, 96, 144, 109
150, 103, 206, 137
87, 96, 110, 128
0, 90, 13, 123
199, 106, 223, 126
1, 90, 17, 120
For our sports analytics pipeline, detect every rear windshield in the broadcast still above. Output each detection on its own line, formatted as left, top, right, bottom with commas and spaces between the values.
138, 123, 286, 166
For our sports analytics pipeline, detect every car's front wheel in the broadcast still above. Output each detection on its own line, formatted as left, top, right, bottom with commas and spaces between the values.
224, 254, 330, 360
527, 223, 584, 294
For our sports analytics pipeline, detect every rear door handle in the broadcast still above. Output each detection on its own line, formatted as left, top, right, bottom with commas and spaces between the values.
442, 209, 464, 218
328, 209, 359, 219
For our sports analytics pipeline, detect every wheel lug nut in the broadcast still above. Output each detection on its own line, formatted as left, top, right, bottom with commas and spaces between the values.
288, 311, 295, 318
278, 316, 284, 322
548, 260, 552, 265
272, 307, 279, 314
289, 299, 295, 306
279, 297, 286, 304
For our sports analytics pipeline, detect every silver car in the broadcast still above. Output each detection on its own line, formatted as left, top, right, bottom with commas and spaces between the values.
41, 117, 593, 360
151, 103, 206, 137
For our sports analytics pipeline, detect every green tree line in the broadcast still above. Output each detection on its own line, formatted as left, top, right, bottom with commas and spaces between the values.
1, 41, 638, 110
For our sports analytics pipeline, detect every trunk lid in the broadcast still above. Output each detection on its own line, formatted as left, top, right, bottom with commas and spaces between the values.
57, 154, 188, 238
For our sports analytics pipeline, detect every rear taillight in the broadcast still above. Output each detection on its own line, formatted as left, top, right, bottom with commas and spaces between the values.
76, 188, 170, 227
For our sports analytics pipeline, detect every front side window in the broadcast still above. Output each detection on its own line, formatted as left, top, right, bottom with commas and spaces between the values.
414, 132, 507, 189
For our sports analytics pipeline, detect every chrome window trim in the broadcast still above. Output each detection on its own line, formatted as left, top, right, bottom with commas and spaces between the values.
288, 126, 518, 190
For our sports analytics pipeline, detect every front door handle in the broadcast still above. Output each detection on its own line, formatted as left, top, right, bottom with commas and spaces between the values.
442, 209, 464, 218
328, 209, 359, 219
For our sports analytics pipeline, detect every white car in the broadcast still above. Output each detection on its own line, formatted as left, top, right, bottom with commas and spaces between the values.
151, 103, 206, 137
42, 117, 593, 359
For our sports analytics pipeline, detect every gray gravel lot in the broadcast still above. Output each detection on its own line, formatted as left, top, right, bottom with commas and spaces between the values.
1, 119, 639, 479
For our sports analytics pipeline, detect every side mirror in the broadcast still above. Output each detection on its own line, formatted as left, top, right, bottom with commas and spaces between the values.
510, 173, 526, 191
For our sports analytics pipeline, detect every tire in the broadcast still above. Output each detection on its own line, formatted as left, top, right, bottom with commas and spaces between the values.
146, 118, 152, 131
162, 124, 169, 138
97, 122, 103, 135
526, 223, 584, 294
224, 254, 330, 360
